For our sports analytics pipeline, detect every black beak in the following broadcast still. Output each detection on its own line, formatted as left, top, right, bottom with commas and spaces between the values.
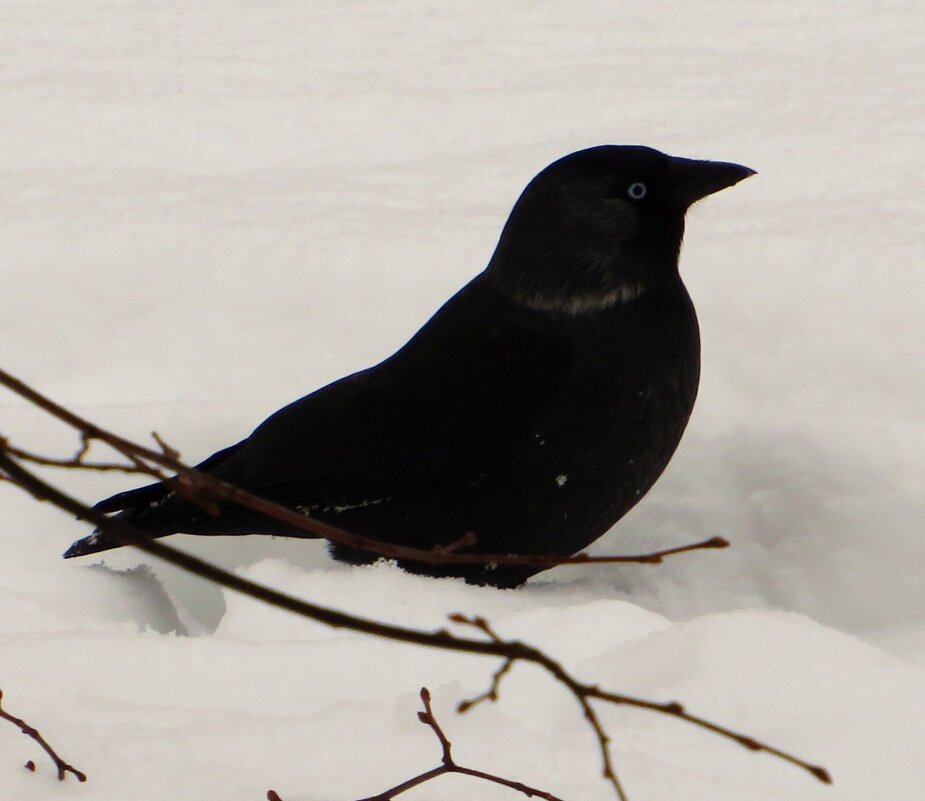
667, 157, 756, 208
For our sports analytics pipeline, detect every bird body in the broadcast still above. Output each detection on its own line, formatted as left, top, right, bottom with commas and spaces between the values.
65, 145, 753, 587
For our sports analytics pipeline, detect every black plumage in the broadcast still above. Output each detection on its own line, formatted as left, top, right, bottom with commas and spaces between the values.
64, 145, 754, 587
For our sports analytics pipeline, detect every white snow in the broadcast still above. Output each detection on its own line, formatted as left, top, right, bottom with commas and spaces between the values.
1, 2, 923, 800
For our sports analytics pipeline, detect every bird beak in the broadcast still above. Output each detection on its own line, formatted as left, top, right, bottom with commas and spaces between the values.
667, 157, 756, 208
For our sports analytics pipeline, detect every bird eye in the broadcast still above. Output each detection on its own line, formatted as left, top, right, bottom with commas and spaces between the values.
627, 182, 647, 201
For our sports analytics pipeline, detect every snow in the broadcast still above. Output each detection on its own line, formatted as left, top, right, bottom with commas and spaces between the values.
1, 2, 924, 800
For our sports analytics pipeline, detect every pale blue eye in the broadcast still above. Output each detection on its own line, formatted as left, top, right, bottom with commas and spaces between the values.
627, 182, 647, 200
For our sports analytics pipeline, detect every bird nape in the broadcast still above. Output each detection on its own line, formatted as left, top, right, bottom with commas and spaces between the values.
65, 145, 754, 588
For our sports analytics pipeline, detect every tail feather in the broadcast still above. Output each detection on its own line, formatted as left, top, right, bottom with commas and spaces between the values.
65, 440, 247, 559
63, 529, 134, 558
93, 440, 245, 513
94, 481, 170, 513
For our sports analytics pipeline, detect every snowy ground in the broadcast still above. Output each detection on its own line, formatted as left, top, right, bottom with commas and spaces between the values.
1, 2, 923, 800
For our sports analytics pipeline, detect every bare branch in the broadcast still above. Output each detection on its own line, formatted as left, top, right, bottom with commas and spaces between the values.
576, 693, 627, 800
452, 614, 517, 713
0, 437, 144, 474
417, 688, 454, 765
73, 432, 92, 462
450, 613, 626, 798
0, 449, 831, 794
0, 688, 87, 783
434, 531, 479, 553
457, 657, 513, 713
0, 369, 832, 798
0, 366, 726, 570
151, 430, 180, 460
584, 687, 833, 784
448, 613, 504, 642
349, 688, 566, 801
564, 535, 729, 564
447, 615, 832, 793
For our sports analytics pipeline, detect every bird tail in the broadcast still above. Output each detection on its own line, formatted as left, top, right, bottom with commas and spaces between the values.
63, 441, 247, 559
63, 480, 173, 559
63, 526, 161, 558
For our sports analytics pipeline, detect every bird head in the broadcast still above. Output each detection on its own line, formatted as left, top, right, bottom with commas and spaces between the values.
484, 145, 755, 314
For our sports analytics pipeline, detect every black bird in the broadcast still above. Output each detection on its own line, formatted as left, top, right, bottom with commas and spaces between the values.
64, 146, 754, 587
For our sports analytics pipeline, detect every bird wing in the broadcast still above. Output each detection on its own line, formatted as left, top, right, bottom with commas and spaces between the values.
217, 281, 573, 508
93, 441, 245, 513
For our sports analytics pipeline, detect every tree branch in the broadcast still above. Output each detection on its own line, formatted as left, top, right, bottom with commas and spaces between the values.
270, 688, 566, 801
450, 613, 832, 792
0, 688, 87, 782
0, 450, 831, 796
0, 366, 727, 570
0, 369, 833, 798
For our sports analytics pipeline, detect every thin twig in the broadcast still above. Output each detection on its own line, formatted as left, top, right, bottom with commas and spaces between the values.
8, 433, 726, 566
351, 688, 566, 801
584, 687, 832, 784
453, 615, 516, 713
0, 366, 727, 570
267, 688, 564, 801
453, 614, 832, 791
0, 450, 832, 792
73, 432, 92, 462
0, 689, 87, 782
1, 439, 832, 793
0, 437, 142, 474
0, 370, 833, 798
450, 613, 629, 798
577, 694, 627, 800
1, 443, 727, 565
457, 658, 514, 713
151, 430, 180, 460
449, 613, 503, 642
